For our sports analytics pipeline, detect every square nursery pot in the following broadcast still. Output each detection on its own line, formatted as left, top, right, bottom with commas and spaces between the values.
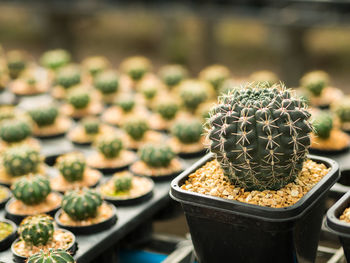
326, 191, 350, 262
170, 153, 339, 263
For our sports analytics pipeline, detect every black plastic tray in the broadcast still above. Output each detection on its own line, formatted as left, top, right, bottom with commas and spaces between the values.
129, 163, 184, 182
0, 219, 17, 252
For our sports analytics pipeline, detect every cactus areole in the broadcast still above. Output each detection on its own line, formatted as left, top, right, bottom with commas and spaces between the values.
207, 83, 312, 191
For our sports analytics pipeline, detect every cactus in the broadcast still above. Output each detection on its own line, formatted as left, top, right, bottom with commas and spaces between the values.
199, 65, 230, 91
121, 56, 152, 81
139, 143, 175, 168
68, 89, 90, 109
0, 119, 32, 143
56, 153, 86, 182
82, 118, 100, 135
18, 214, 54, 246
3, 146, 40, 176
40, 49, 71, 70
207, 82, 312, 191
56, 65, 81, 89
123, 118, 149, 141
0, 106, 15, 122
250, 70, 278, 86
28, 106, 59, 127
312, 112, 333, 139
179, 80, 208, 112
116, 96, 135, 113
83, 56, 110, 77
171, 119, 203, 144
96, 134, 123, 159
156, 100, 179, 120
300, 71, 329, 97
114, 173, 132, 192
94, 70, 119, 94
139, 81, 158, 100
6, 50, 27, 79
159, 64, 187, 87
62, 188, 102, 221
27, 249, 75, 263
12, 174, 51, 205
333, 98, 350, 123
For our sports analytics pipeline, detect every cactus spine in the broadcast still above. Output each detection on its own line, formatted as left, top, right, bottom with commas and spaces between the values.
56, 153, 86, 182
139, 143, 175, 168
3, 146, 40, 176
27, 249, 75, 263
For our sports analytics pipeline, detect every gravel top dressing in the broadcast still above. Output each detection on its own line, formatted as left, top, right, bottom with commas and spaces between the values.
182, 159, 330, 208
340, 207, 350, 223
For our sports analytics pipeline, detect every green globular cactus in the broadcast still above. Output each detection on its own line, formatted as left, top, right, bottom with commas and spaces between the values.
27, 249, 75, 263
82, 118, 100, 135
159, 64, 187, 87
207, 82, 312, 191
6, 50, 27, 79
28, 106, 59, 127
312, 112, 333, 139
18, 214, 54, 246
333, 98, 350, 123
68, 90, 90, 109
139, 143, 175, 168
94, 70, 119, 94
62, 188, 102, 221
96, 135, 123, 159
56, 65, 81, 89
114, 173, 132, 192
83, 56, 110, 77
116, 96, 135, 113
40, 49, 71, 70
140, 81, 158, 100
179, 80, 208, 112
0, 119, 32, 143
171, 119, 203, 144
300, 71, 329, 97
121, 56, 152, 81
199, 65, 230, 91
3, 146, 40, 177
123, 118, 149, 141
156, 100, 179, 121
56, 153, 86, 182
12, 175, 51, 205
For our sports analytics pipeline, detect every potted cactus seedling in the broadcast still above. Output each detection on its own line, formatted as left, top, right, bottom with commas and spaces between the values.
149, 99, 180, 131
249, 70, 279, 85
55, 188, 117, 234
158, 64, 188, 89
199, 65, 230, 94
123, 117, 163, 151
6, 50, 29, 79
52, 64, 81, 99
0, 219, 16, 251
130, 143, 184, 181
27, 248, 76, 263
82, 56, 110, 79
6, 174, 62, 224
87, 133, 137, 174
40, 49, 71, 72
67, 117, 114, 146
11, 214, 76, 261
120, 56, 152, 83
178, 80, 211, 114
310, 111, 350, 153
169, 118, 206, 158
0, 145, 43, 185
332, 97, 350, 133
94, 70, 119, 104
28, 105, 71, 139
99, 170, 154, 206
51, 152, 102, 193
170, 82, 339, 263
138, 77, 161, 108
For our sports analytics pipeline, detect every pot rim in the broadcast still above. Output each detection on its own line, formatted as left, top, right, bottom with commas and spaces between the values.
326, 191, 350, 237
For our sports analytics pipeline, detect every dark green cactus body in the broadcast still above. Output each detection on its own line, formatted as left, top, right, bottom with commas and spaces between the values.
62, 188, 102, 221
139, 144, 175, 168
0, 119, 32, 143
207, 83, 312, 191
40, 49, 71, 70
12, 175, 51, 205
57, 153, 86, 182
117, 96, 135, 113
312, 112, 333, 139
7, 50, 27, 79
121, 56, 151, 81
3, 146, 40, 176
300, 71, 329, 97
18, 214, 54, 246
140, 83, 157, 100
29, 106, 58, 127
171, 119, 203, 144
82, 118, 100, 134
94, 70, 119, 94
68, 90, 90, 109
156, 101, 179, 120
96, 135, 123, 159
27, 249, 75, 263
179, 81, 208, 112
123, 119, 149, 141
56, 65, 81, 89
114, 174, 132, 192
159, 64, 187, 87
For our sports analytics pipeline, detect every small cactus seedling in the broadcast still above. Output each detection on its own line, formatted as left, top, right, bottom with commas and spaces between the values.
179, 80, 208, 112
156, 100, 179, 121
28, 106, 59, 127
82, 118, 100, 135
207, 82, 312, 191
333, 98, 350, 123
158, 64, 187, 87
300, 71, 329, 97
250, 70, 279, 86
56, 65, 81, 89
0, 119, 32, 143
68, 89, 91, 109
116, 96, 135, 113
139, 80, 158, 100
12, 174, 51, 205
6, 50, 27, 79
121, 56, 152, 81
18, 214, 54, 246
139, 143, 175, 168
199, 65, 230, 91
3, 146, 40, 176
83, 56, 110, 77
171, 119, 203, 144
62, 188, 102, 221
56, 152, 86, 182
114, 173, 133, 192
27, 249, 75, 263
123, 118, 149, 141
96, 134, 124, 159
40, 49, 71, 70
312, 112, 333, 139
94, 70, 119, 94
0, 106, 15, 122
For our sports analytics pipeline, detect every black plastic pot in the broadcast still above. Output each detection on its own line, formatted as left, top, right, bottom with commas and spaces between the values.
170, 153, 339, 263
129, 162, 184, 182
0, 219, 17, 251
326, 191, 350, 262
309, 145, 350, 155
